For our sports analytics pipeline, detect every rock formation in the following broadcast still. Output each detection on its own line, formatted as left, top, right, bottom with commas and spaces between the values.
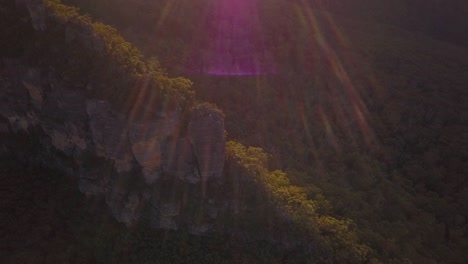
1, 0, 231, 233
128, 111, 181, 184
0, 58, 229, 229
189, 105, 226, 183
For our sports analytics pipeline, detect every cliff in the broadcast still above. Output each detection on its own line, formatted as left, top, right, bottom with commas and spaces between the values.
1, 0, 227, 232
2, 2, 384, 263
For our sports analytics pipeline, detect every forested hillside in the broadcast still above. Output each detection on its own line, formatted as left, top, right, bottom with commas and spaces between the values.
62, 0, 468, 263
2, 0, 380, 263
2, 0, 467, 263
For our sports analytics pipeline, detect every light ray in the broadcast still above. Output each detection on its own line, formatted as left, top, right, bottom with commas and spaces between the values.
296, 2, 377, 147
155, 0, 176, 30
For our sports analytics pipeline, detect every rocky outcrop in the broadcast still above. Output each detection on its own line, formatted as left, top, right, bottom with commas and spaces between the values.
1, 0, 231, 232
41, 89, 88, 156
0, 59, 229, 229
86, 100, 134, 173
162, 138, 198, 183
128, 111, 181, 184
188, 105, 226, 182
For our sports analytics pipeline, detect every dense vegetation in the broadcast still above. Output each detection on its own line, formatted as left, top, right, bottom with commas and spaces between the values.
2, 0, 467, 263
226, 141, 379, 263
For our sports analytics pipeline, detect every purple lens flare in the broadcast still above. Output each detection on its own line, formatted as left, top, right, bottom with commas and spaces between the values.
186, 0, 276, 76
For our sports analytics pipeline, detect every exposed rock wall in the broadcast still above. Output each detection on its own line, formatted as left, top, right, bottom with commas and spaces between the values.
162, 138, 198, 183
86, 100, 134, 173
189, 106, 226, 182
128, 111, 181, 184
0, 0, 232, 234
0, 59, 229, 230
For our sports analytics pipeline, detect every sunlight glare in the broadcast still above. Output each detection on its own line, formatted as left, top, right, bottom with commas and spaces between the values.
190, 0, 275, 76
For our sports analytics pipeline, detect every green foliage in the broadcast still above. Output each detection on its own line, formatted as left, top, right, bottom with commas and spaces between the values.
45, 0, 81, 21
226, 141, 379, 264
191, 102, 225, 118
41, 0, 195, 111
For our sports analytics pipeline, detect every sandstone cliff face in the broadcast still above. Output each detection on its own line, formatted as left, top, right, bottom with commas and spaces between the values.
86, 100, 134, 173
0, 59, 228, 229
128, 111, 181, 184
0, 63, 227, 230
162, 137, 198, 183
189, 105, 226, 183
0, 0, 232, 233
